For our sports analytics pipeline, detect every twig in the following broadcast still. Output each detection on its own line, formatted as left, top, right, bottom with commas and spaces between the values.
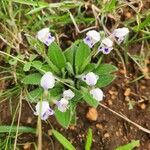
14, 91, 22, 150
68, 11, 97, 33
99, 103, 150, 134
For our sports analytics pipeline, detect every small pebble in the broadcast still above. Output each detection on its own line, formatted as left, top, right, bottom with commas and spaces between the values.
111, 95, 116, 100
27, 117, 32, 124
141, 85, 146, 90
124, 88, 131, 96
104, 133, 110, 138
69, 125, 76, 130
23, 143, 31, 150
140, 103, 146, 110
125, 12, 132, 18
86, 107, 98, 121
48, 129, 52, 136
108, 90, 114, 95
108, 99, 113, 106
96, 123, 103, 129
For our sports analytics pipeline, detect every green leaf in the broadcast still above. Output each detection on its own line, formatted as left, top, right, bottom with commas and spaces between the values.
12, 0, 48, 7
0, 126, 36, 134
29, 54, 37, 61
134, 14, 150, 31
70, 110, 77, 125
85, 128, 92, 150
25, 35, 45, 54
52, 129, 76, 150
105, 0, 116, 12
49, 87, 62, 97
26, 6, 47, 15
96, 74, 116, 88
75, 42, 91, 74
55, 107, 72, 128
48, 42, 66, 70
115, 140, 140, 150
23, 62, 31, 72
66, 62, 74, 75
83, 63, 96, 73
22, 73, 42, 85
8, 59, 17, 65
32, 60, 42, 70
64, 42, 77, 66
41, 64, 53, 72
82, 88, 99, 108
26, 88, 43, 103
94, 64, 118, 75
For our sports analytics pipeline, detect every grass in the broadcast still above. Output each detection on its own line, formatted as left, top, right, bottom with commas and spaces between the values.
0, 0, 150, 149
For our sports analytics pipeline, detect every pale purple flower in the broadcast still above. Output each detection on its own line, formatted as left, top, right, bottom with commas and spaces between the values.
40, 72, 55, 90
90, 88, 104, 101
36, 28, 55, 46
98, 37, 113, 54
82, 72, 99, 86
34, 101, 54, 120
112, 27, 129, 44
83, 30, 100, 48
63, 89, 75, 100
56, 98, 69, 112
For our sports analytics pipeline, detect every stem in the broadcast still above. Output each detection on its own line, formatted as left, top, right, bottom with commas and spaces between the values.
0, 50, 25, 64
13, 91, 22, 150
99, 103, 150, 134
37, 99, 42, 150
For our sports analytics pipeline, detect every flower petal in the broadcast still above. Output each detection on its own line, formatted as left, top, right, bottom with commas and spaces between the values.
90, 88, 104, 101
40, 72, 55, 90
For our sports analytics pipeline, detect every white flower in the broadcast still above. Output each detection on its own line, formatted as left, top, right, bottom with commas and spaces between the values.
98, 37, 113, 54
40, 72, 55, 90
63, 89, 75, 100
90, 88, 104, 101
82, 72, 99, 86
112, 27, 129, 44
83, 30, 100, 48
34, 101, 54, 120
36, 28, 55, 46
56, 98, 69, 112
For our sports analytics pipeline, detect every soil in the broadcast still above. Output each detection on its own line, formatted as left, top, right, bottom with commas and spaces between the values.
0, 0, 150, 150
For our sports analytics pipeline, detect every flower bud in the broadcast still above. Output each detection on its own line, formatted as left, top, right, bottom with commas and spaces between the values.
34, 101, 54, 120
63, 89, 75, 100
82, 72, 99, 86
40, 72, 55, 90
56, 98, 69, 112
90, 88, 104, 101
36, 28, 55, 46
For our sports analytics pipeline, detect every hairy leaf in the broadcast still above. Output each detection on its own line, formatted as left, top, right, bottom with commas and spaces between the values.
22, 73, 42, 85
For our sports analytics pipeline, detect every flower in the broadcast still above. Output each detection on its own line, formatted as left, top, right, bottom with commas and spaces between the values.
63, 89, 75, 100
56, 98, 69, 112
34, 101, 54, 120
98, 37, 113, 54
36, 28, 55, 46
82, 72, 99, 86
112, 27, 129, 44
83, 30, 100, 48
40, 72, 55, 90
90, 88, 104, 101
